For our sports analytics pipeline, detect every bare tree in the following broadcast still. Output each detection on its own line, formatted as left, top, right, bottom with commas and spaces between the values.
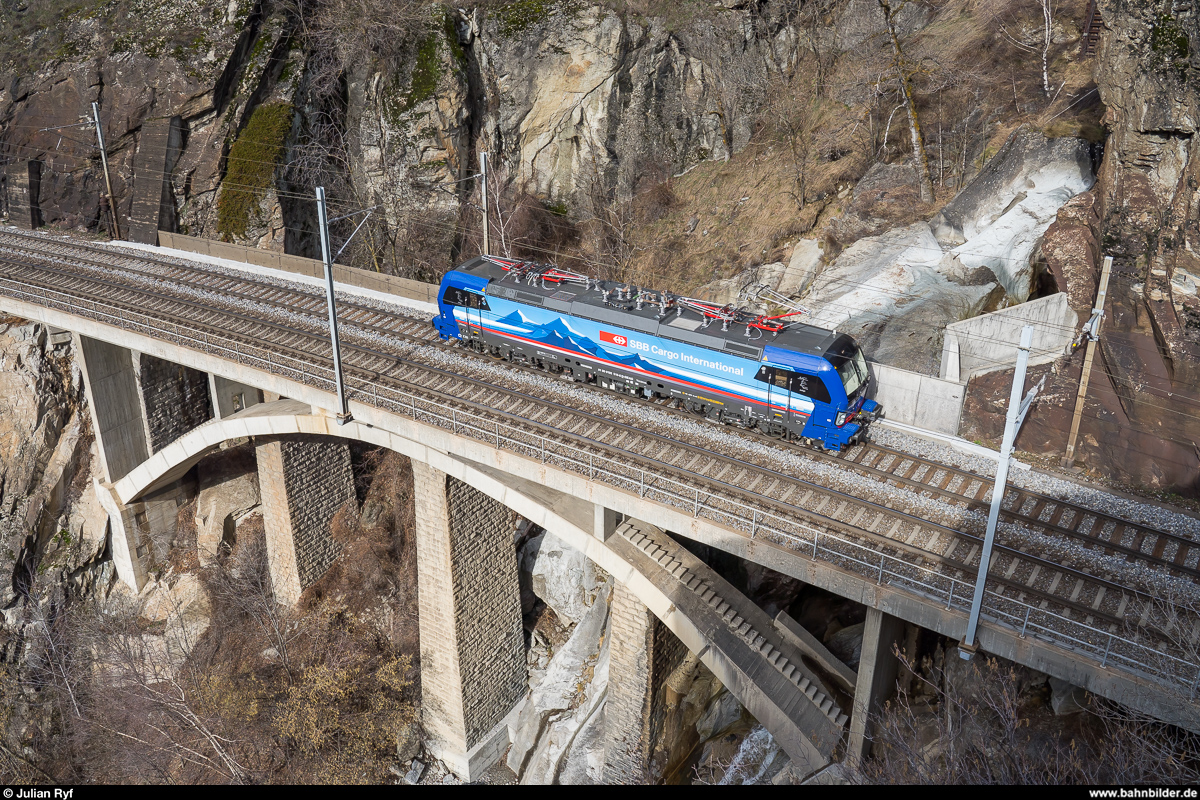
204, 525, 302, 682
876, 0, 935, 203
796, 0, 840, 97
848, 645, 1200, 785
1039, 0, 1054, 98
992, 0, 1057, 99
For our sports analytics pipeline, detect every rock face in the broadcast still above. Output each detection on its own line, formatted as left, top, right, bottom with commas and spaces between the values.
931, 128, 1096, 302
964, 2, 1200, 491
0, 322, 109, 607
520, 530, 607, 626
474, 4, 782, 204
804, 222, 998, 373
194, 445, 261, 565
1, 2, 802, 273
507, 581, 611, 783
1085, 0, 1200, 488
0, 0, 266, 238
0, 320, 119, 760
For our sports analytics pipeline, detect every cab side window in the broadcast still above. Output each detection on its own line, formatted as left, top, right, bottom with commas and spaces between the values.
443, 288, 489, 309
754, 365, 831, 403
790, 372, 831, 404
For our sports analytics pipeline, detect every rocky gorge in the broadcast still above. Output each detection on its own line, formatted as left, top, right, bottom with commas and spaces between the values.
1, 0, 1200, 785
4, 0, 1194, 491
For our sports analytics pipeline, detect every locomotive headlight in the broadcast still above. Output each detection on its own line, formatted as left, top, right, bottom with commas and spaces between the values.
835, 411, 848, 427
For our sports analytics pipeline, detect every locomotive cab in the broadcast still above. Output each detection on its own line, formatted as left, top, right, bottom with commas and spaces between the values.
433, 268, 490, 340
821, 335, 880, 446
759, 334, 879, 449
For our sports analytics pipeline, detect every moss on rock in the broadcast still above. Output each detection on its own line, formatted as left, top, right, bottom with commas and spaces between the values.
404, 30, 441, 111
1150, 13, 1190, 81
496, 0, 558, 37
216, 102, 293, 241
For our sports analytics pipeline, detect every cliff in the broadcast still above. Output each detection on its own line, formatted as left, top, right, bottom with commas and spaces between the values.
1, 0, 1195, 492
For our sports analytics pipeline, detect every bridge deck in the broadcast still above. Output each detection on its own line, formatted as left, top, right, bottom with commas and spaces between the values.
2, 228, 1198, 729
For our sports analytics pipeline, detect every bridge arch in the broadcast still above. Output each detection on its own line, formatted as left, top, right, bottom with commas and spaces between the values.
108, 399, 840, 773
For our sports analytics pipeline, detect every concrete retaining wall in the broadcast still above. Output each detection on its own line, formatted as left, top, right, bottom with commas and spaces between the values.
5, 160, 42, 230
128, 117, 182, 245
871, 363, 965, 435
940, 293, 1078, 381
157, 231, 440, 306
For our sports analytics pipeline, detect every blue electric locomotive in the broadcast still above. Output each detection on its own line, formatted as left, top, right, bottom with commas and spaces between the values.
432, 256, 881, 450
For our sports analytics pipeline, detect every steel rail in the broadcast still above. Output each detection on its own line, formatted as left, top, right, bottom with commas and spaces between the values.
2, 267, 1198, 691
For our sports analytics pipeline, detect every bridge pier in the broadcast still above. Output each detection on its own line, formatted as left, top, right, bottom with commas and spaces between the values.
847, 607, 903, 763
602, 581, 688, 784
75, 334, 210, 589
255, 437, 354, 605
410, 461, 526, 781
594, 505, 619, 541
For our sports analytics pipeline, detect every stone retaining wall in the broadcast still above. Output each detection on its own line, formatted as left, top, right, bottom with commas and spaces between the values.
136, 352, 212, 452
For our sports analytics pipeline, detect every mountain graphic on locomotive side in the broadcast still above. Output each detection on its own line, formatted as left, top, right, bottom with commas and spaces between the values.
432, 256, 881, 450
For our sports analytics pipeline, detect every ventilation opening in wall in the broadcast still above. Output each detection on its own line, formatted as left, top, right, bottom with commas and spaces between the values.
232, 392, 246, 412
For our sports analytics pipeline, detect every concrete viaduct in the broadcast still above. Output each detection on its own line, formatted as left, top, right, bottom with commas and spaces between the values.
3, 273, 1198, 781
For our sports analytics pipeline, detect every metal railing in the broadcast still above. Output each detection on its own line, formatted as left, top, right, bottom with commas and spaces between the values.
3, 273, 1198, 696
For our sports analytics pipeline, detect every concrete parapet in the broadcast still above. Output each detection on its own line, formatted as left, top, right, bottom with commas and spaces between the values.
870, 363, 965, 435
940, 293, 1078, 381
411, 461, 526, 781
255, 437, 353, 605
156, 231, 439, 306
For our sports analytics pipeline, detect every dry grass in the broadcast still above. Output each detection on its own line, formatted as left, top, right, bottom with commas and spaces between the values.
602, 0, 1104, 296
624, 141, 837, 294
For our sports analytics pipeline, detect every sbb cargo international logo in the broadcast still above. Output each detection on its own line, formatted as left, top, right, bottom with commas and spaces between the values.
600, 331, 627, 347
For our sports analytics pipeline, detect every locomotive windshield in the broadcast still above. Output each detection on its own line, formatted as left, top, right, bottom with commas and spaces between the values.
836, 348, 869, 398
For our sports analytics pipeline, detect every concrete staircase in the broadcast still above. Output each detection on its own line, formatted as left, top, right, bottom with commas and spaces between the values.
611, 520, 848, 766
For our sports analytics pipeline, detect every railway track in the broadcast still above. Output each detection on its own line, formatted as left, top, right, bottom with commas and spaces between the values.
825, 442, 1200, 581
6, 232, 1197, 584
1, 230, 1197, 685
